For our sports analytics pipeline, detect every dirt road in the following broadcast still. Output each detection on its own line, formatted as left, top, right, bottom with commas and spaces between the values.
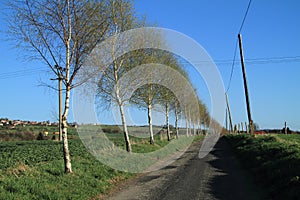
104, 137, 265, 200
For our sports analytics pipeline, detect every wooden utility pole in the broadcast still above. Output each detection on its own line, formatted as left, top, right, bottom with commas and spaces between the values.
241, 122, 244, 133
58, 75, 63, 141
225, 108, 228, 132
51, 65, 63, 141
284, 121, 287, 134
238, 34, 254, 134
225, 93, 233, 133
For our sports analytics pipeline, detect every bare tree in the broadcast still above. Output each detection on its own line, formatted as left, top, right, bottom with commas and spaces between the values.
96, 0, 142, 152
159, 87, 176, 141
158, 55, 192, 141
7, 0, 114, 173
173, 99, 181, 138
129, 49, 182, 144
130, 83, 161, 144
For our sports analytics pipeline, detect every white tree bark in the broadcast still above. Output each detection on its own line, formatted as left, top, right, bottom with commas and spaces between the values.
119, 104, 132, 152
62, 85, 72, 173
185, 118, 189, 137
175, 104, 179, 139
148, 104, 154, 144
114, 63, 132, 152
166, 103, 170, 141
62, 0, 72, 173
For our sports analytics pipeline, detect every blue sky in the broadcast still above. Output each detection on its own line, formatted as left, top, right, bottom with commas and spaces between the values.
0, 1, 300, 130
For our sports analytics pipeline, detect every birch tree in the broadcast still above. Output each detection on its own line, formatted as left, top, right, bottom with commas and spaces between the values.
159, 87, 176, 141
7, 0, 117, 173
96, 0, 141, 152
130, 83, 161, 144
173, 98, 181, 138
129, 49, 181, 144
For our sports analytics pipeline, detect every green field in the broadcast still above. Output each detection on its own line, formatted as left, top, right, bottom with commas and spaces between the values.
275, 134, 300, 144
0, 125, 78, 141
0, 127, 203, 199
225, 134, 300, 200
0, 139, 129, 200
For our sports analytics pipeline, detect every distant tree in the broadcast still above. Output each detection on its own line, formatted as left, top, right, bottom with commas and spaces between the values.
130, 83, 161, 144
129, 50, 188, 143
173, 98, 181, 139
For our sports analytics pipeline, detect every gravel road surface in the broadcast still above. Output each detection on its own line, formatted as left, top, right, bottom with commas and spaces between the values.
101, 137, 265, 200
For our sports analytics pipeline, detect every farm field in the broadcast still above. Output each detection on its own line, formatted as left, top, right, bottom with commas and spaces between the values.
275, 134, 300, 144
225, 134, 300, 200
0, 127, 203, 199
0, 125, 78, 141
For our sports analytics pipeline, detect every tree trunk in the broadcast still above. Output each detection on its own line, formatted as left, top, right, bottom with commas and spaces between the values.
188, 110, 192, 136
186, 116, 189, 137
119, 104, 131, 152
166, 103, 170, 141
148, 104, 154, 144
62, 1, 72, 173
175, 104, 179, 139
193, 123, 196, 135
197, 120, 200, 135
113, 52, 131, 152
62, 85, 72, 173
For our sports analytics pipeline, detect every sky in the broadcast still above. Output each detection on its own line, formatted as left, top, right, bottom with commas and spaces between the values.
0, 1, 299, 130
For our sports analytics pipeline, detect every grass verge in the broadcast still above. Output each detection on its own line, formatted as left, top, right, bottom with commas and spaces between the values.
0, 133, 203, 199
225, 134, 300, 200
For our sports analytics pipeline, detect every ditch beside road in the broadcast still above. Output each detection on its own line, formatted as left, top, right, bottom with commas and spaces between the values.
100, 137, 265, 200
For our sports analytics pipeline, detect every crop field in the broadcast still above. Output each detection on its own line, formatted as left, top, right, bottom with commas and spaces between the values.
0, 126, 203, 199
0, 125, 78, 141
225, 134, 300, 200
275, 134, 300, 144
0, 139, 129, 199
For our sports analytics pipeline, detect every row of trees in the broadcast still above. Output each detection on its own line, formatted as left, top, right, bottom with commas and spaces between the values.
7, 0, 210, 174
97, 47, 210, 149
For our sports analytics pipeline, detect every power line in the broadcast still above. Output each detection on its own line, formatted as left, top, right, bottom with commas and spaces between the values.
226, 39, 238, 93
217, 55, 300, 66
0, 68, 46, 79
1, 55, 300, 80
226, 0, 252, 93
177, 55, 300, 65
238, 0, 253, 34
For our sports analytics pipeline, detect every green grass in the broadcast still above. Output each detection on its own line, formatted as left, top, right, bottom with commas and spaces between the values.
225, 134, 300, 200
0, 130, 203, 199
275, 134, 300, 144
0, 139, 130, 200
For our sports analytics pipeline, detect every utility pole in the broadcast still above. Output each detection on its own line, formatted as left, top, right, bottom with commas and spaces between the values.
58, 74, 63, 141
238, 34, 254, 134
284, 121, 287, 134
51, 65, 63, 141
225, 108, 228, 132
225, 93, 233, 133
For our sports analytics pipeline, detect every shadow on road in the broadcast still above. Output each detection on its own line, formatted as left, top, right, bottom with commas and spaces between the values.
207, 137, 266, 200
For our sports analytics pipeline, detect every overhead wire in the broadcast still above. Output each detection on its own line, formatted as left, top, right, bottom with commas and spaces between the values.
226, 40, 238, 93
1, 55, 299, 80
226, 0, 253, 93
238, 0, 253, 34
0, 68, 46, 80
176, 55, 300, 66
